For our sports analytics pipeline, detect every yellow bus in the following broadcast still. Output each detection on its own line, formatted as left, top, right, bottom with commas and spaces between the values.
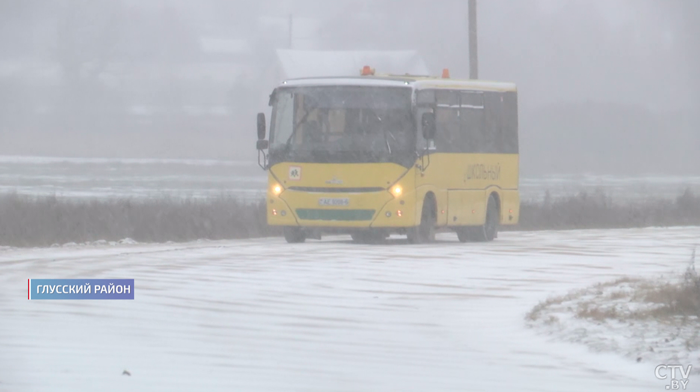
255, 69, 519, 243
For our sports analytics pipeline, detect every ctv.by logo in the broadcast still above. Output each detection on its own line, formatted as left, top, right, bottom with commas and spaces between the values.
655, 364, 692, 390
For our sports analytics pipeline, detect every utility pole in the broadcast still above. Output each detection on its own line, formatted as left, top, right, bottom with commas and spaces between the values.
468, 0, 478, 79
288, 14, 293, 49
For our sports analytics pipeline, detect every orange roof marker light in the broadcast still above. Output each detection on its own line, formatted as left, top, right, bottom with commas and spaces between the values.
361, 65, 375, 76
442, 68, 451, 78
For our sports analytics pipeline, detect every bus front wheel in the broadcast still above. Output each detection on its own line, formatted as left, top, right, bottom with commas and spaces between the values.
407, 198, 436, 244
284, 227, 306, 243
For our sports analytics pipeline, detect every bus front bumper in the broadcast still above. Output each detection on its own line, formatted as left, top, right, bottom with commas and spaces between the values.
267, 189, 417, 229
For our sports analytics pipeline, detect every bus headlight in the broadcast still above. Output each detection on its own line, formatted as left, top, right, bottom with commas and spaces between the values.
391, 185, 402, 198
272, 184, 283, 195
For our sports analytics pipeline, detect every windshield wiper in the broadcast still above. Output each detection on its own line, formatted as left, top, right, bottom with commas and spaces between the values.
367, 110, 393, 156
384, 131, 392, 155
284, 108, 314, 152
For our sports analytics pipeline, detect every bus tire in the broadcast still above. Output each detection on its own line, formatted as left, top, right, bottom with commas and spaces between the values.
284, 227, 306, 243
473, 196, 499, 242
456, 228, 473, 242
407, 197, 436, 244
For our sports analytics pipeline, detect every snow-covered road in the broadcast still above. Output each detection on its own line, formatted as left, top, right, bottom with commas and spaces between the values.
1, 227, 698, 392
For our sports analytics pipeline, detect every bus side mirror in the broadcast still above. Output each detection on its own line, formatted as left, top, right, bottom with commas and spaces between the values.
256, 140, 269, 150
257, 113, 266, 140
421, 112, 436, 140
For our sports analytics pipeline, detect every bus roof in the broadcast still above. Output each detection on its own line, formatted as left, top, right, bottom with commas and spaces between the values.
280, 75, 517, 92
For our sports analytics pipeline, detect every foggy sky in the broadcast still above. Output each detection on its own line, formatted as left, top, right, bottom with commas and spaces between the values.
0, 0, 697, 174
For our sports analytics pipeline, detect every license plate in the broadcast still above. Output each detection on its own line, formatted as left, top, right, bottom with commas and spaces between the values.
318, 198, 349, 206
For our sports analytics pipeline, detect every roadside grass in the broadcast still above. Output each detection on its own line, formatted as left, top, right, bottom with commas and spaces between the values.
528, 262, 700, 323
0, 188, 698, 247
527, 251, 700, 363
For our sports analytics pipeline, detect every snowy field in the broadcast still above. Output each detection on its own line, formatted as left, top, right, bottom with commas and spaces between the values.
1, 155, 699, 202
0, 156, 266, 201
1, 227, 699, 391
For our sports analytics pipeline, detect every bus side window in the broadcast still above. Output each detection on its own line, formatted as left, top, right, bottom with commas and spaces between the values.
435, 90, 461, 152
483, 92, 503, 153
460, 91, 485, 153
502, 92, 519, 153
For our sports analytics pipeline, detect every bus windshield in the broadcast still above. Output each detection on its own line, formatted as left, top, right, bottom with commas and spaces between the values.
269, 86, 415, 165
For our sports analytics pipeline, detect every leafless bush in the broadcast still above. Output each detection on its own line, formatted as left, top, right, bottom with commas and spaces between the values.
517, 187, 700, 230
0, 193, 277, 247
0, 188, 698, 247
641, 249, 700, 318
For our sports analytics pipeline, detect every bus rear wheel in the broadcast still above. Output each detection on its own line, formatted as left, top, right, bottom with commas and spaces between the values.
472, 196, 499, 242
283, 227, 306, 243
407, 198, 436, 244
456, 228, 474, 242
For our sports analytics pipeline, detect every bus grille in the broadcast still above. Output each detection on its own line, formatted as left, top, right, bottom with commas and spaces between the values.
288, 187, 384, 193
296, 209, 376, 221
